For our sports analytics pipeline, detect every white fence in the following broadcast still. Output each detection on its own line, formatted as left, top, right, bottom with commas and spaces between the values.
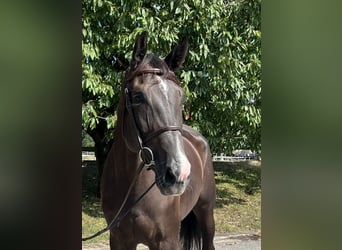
82, 148, 95, 161
82, 150, 257, 163
212, 153, 257, 162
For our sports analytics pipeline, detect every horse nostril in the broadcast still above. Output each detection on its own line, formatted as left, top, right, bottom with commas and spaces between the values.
164, 167, 177, 185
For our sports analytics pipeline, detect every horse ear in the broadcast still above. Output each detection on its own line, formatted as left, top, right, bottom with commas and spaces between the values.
131, 32, 148, 68
165, 37, 189, 70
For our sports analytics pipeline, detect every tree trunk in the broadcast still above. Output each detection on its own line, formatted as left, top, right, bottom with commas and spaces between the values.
87, 119, 113, 198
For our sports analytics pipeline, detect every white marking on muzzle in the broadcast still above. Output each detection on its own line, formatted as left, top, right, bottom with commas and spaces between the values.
178, 153, 191, 182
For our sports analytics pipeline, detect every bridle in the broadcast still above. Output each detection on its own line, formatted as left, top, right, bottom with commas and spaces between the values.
124, 68, 183, 163
82, 68, 183, 241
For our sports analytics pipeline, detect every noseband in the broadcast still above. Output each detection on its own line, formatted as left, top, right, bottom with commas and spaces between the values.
142, 126, 182, 144
124, 68, 183, 163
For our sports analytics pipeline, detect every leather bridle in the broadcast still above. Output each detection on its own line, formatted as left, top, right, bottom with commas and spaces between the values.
124, 68, 183, 162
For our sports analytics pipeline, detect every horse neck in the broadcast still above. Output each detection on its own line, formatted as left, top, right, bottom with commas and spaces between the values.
114, 94, 140, 163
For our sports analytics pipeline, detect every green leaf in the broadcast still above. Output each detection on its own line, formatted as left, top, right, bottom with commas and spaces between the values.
82, 0, 261, 153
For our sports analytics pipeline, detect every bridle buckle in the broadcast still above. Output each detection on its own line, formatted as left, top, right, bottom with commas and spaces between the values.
139, 147, 155, 167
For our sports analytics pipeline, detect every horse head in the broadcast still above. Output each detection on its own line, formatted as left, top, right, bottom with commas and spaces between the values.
122, 32, 190, 196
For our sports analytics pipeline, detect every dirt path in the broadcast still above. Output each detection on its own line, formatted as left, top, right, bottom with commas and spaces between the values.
82, 232, 261, 250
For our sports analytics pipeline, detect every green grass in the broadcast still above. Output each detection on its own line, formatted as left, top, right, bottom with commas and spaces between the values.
82, 162, 108, 243
214, 161, 261, 233
82, 161, 261, 243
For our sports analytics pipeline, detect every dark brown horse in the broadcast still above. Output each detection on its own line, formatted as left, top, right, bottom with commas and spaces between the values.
101, 32, 216, 250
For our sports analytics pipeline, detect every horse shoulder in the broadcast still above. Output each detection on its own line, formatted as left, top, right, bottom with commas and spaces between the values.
182, 124, 211, 165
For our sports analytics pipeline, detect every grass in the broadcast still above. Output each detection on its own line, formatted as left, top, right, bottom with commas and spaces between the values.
214, 161, 261, 233
82, 163, 108, 243
82, 161, 261, 243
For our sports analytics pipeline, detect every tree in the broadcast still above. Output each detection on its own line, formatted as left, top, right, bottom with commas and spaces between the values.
82, 0, 261, 190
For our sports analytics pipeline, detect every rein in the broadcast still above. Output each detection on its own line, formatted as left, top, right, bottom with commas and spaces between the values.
82, 162, 156, 241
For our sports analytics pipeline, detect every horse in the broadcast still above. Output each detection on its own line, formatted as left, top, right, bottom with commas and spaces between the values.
101, 32, 216, 250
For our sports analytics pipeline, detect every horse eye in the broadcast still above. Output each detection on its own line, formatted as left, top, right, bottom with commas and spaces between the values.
132, 92, 145, 104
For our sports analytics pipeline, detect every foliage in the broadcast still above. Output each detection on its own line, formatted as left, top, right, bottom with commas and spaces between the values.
82, 0, 261, 154
82, 131, 95, 147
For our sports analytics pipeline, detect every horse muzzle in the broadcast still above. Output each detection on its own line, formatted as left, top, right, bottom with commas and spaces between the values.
157, 177, 189, 196
155, 159, 191, 196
